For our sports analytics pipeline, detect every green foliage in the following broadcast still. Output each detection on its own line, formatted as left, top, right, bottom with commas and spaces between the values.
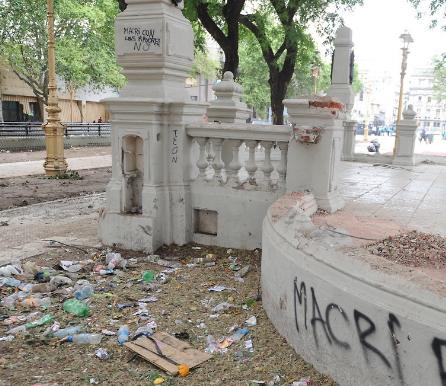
191, 51, 219, 80
433, 55, 446, 100
0, 0, 124, 106
409, 0, 446, 29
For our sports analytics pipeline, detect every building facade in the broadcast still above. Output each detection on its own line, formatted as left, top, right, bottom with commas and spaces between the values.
0, 64, 113, 123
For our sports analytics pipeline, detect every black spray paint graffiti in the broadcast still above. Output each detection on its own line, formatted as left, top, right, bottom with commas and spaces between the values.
293, 277, 446, 386
171, 129, 179, 163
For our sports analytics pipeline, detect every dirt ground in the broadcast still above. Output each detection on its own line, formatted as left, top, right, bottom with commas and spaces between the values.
0, 168, 111, 210
0, 243, 336, 386
0, 147, 111, 164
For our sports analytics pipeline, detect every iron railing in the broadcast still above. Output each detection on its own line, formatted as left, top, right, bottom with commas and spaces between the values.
0, 122, 111, 137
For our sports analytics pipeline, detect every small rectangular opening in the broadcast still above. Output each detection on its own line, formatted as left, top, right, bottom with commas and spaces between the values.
194, 209, 217, 236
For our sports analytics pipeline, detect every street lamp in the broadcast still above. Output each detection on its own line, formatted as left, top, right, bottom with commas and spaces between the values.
43, 0, 67, 176
311, 63, 320, 95
394, 31, 413, 155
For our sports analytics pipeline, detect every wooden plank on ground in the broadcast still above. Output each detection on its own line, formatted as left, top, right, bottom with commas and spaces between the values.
124, 332, 212, 375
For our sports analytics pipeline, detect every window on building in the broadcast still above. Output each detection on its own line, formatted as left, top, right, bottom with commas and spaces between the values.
29, 102, 42, 121
418, 96, 422, 101
190, 96, 198, 101
428, 97, 432, 103
2, 101, 24, 122
426, 121, 431, 127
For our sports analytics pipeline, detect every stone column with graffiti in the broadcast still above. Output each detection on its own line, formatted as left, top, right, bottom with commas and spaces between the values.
283, 98, 345, 213
328, 26, 357, 161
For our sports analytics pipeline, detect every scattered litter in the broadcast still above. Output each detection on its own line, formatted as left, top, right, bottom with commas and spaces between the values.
143, 270, 156, 283
66, 333, 102, 345
59, 260, 82, 273
118, 325, 130, 345
236, 265, 251, 278
0, 264, 23, 277
191, 246, 202, 250
178, 363, 190, 377
63, 299, 90, 317
174, 331, 189, 340
53, 326, 82, 338
156, 272, 170, 284
95, 348, 110, 360
212, 302, 235, 313
146, 255, 181, 269
291, 377, 312, 386
245, 316, 257, 327
101, 329, 116, 336
0, 335, 14, 342
90, 378, 99, 384
245, 339, 254, 352
218, 328, 249, 349
208, 285, 232, 292
153, 377, 165, 385
139, 296, 158, 303
124, 332, 211, 375
250, 381, 266, 386
0, 277, 22, 287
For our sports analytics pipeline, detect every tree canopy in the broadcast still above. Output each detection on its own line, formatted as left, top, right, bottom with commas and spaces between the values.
0, 0, 124, 113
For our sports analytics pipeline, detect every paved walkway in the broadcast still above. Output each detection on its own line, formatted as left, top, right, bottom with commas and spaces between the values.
338, 162, 446, 237
0, 154, 112, 178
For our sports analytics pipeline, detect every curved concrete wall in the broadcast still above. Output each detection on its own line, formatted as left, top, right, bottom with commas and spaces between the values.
262, 203, 446, 386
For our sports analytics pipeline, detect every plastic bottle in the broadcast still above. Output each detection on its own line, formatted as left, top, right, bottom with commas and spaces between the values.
53, 326, 82, 338
66, 333, 102, 345
117, 325, 129, 345
142, 271, 155, 283
63, 299, 90, 317
74, 285, 94, 300
25, 314, 54, 329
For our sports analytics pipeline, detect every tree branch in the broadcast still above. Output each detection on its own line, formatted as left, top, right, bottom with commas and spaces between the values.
197, 2, 227, 47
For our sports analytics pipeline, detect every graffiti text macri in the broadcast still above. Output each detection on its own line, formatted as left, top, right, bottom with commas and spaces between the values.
293, 277, 446, 386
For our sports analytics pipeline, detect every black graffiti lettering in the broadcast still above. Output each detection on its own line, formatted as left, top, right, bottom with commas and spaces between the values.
310, 287, 331, 346
387, 313, 404, 385
354, 309, 391, 368
432, 338, 446, 386
172, 156, 178, 163
293, 278, 307, 332
325, 303, 350, 349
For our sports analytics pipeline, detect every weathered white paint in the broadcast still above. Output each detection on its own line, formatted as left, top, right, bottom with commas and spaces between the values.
393, 105, 418, 166
262, 198, 446, 386
98, 0, 207, 252
283, 98, 345, 213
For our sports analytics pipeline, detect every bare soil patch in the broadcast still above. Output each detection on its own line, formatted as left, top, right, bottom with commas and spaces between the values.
0, 168, 110, 210
0, 243, 336, 386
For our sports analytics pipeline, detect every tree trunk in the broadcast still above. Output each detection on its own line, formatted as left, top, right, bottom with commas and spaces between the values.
222, 45, 239, 76
38, 98, 46, 123
269, 71, 287, 125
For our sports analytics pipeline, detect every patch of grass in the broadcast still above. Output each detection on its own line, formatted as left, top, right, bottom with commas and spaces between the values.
47, 170, 83, 180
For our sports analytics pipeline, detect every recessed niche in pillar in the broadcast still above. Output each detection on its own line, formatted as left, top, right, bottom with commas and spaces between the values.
122, 135, 144, 214
194, 209, 218, 236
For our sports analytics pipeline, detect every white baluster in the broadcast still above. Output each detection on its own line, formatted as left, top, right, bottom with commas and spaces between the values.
245, 140, 258, 184
226, 139, 242, 185
261, 141, 274, 187
277, 141, 288, 187
195, 137, 208, 181
211, 138, 224, 184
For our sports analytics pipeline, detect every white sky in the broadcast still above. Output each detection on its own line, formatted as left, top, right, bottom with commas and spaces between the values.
338, 0, 444, 76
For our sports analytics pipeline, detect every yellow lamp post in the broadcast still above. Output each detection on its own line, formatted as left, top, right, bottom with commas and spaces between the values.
394, 31, 413, 155
43, 0, 67, 176
311, 63, 320, 95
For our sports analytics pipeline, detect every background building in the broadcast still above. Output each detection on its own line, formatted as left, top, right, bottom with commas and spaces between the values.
0, 64, 115, 123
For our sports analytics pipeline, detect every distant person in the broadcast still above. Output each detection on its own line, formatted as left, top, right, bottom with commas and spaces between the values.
92, 120, 96, 123
420, 128, 427, 143
98, 117, 103, 123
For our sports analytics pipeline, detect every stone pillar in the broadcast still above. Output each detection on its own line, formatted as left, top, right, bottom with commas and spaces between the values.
283, 98, 345, 213
393, 105, 418, 166
342, 120, 356, 161
207, 71, 250, 165
327, 26, 357, 161
98, 0, 207, 252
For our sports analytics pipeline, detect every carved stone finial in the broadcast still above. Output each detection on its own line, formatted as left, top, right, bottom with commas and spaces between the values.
402, 104, 416, 120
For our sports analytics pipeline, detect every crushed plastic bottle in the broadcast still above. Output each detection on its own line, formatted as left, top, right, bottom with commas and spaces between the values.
25, 314, 54, 329
117, 325, 129, 345
0, 277, 21, 287
291, 378, 312, 386
0, 264, 23, 277
142, 270, 155, 283
105, 252, 127, 270
74, 281, 94, 300
53, 325, 83, 338
63, 299, 90, 317
66, 333, 102, 344
49, 275, 73, 288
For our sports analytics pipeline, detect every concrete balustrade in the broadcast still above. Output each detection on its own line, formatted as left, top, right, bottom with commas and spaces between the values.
393, 105, 418, 166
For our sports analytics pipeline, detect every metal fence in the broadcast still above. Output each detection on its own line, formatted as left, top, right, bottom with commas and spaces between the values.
0, 122, 111, 137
